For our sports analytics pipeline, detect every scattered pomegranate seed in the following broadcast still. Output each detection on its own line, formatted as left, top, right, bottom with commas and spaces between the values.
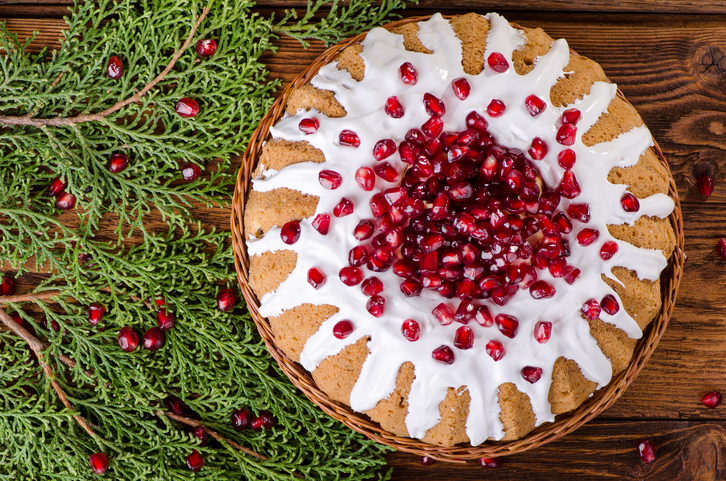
176, 98, 199, 118
39, 316, 60, 332
55, 192, 76, 210
557, 149, 576, 169
451, 78, 471, 100
399, 62, 417, 85
353, 167, 375, 191
401, 319, 420, 342
718, 238, 726, 259
637, 439, 656, 463
373, 139, 396, 161
495, 314, 519, 338
117, 326, 138, 352
474, 305, 493, 327
88, 303, 106, 325
231, 408, 251, 430
106, 56, 123, 79
556, 124, 577, 145
576, 228, 599, 246
562, 108, 581, 124
333, 319, 354, 339
400, 278, 422, 297
196, 38, 217, 57
251, 410, 275, 431
307, 268, 326, 289
318, 170, 342, 190
487, 52, 509, 72
567, 203, 590, 223
581, 298, 601, 320
334, 198, 354, 217
558, 170, 581, 198
528, 137, 548, 160
142, 327, 164, 351
0, 276, 16, 296
375, 162, 398, 182
298, 117, 319, 134
421, 116, 444, 137
89, 452, 108, 474
486, 340, 505, 361
181, 163, 201, 181
530, 280, 555, 299
432, 303, 454, 326
702, 391, 722, 408
164, 395, 187, 415
280, 220, 301, 244
361, 277, 384, 296
698, 174, 715, 197
534, 321, 552, 343
600, 241, 619, 260
521, 366, 543, 383
600, 294, 620, 315
423, 93, 446, 117
157, 308, 174, 331
432, 345, 455, 364
339, 129, 361, 147
620, 192, 640, 212
366, 295, 385, 317
311, 214, 330, 235
48, 177, 67, 196
339, 267, 363, 286
193, 426, 209, 446
421, 456, 436, 466
108, 153, 129, 173
353, 219, 375, 241
487, 99, 506, 117
454, 325, 474, 350
217, 288, 236, 312
186, 449, 204, 472
479, 457, 501, 468
524, 95, 546, 117
385, 96, 405, 118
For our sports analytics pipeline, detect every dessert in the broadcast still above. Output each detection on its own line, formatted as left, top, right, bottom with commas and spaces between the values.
242, 13, 677, 446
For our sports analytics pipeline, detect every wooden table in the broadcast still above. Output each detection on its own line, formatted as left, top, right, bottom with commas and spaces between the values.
3, 1, 726, 479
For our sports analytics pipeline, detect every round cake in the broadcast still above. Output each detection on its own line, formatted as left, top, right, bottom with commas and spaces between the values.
242, 12, 677, 447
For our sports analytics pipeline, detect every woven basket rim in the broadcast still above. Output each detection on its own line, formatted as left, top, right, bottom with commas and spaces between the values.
230, 14, 686, 463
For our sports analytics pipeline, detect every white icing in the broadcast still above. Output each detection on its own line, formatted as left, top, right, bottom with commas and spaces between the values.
246, 13, 674, 444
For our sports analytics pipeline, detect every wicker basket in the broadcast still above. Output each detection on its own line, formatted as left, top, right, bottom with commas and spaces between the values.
230, 15, 685, 463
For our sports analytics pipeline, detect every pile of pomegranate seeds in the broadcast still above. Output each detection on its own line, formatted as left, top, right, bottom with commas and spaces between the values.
697, 174, 714, 197
89, 452, 108, 474
702, 391, 722, 408
636, 438, 656, 463
186, 449, 204, 472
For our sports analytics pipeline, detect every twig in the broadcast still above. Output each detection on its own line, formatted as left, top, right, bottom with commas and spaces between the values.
157, 411, 269, 461
0, 7, 210, 128
0, 291, 64, 305
0, 306, 96, 438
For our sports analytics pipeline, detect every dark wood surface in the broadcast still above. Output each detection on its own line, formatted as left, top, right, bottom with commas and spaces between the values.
3, 1, 726, 479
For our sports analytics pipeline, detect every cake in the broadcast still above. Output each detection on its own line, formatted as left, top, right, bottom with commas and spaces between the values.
242, 13, 677, 447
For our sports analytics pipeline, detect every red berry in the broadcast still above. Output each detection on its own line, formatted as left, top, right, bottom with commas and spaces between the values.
399, 62, 417, 85
89, 452, 108, 475
528, 137, 548, 160
195, 38, 217, 57
307, 268, 326, 289
318, 169, 342, 190
487, 99, 506, 117
217, 288, 236, 312
600, 294, 620, 315
157, 308, 174, 331
487, 52, 509, 72
48, 177, 67, 196
521, 366, 543, 383
231, 408, 251, 430
333, 320, 354, 339
181, 163, 201, 181
385, 96, 405, 118
251, 410, 275, 431
186, 449, 204, 472
88, 303, 106, 326
164, 395, 187, 415
698, 174, 715, 197
432, 345, 455, 365
106, 56, 123, 79
524, 94, 546, 117
108, 153, 129, 173
421, 456, 435, 466
339, 129, 360, 147
600, 241, 619, 260
193, 426, 208, 446
299, 117, 319, 134
620, 192, 640, 212
311, 214, 330, 235
534, 321, 552, 343
117, 326, 138, 352
581, 298, 601, 320
557, 149, 576, 169
479, 457, 501, 469
703, 391, 722, 408
637, 439, 656, 463
401, 319, 420, 342
176, 98, 199, 118
280, 220, 301, 244
1, 276, 16, 296
486, 340, 505, 361
142, 327, 164, 351
451, 78, 470, 100
55, 192, 76, 210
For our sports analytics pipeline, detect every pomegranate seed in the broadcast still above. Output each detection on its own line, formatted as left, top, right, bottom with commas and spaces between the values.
280, 220, 301, 244
698, 174, 715, 197
186, 449, 204, 472
333, 320, 354, 339
311, 214, 330, 235
339, 129, 360, 147
117, 326, 138, 352
528, 137, 548, 160
157, 308, 174, 331
423, 93, 446, 117
48, 177, 67, 196
181, 163, 202, 181
361, 277, 384, 296
400, 278, 422, 297
421, 456, 435, 466
399, 62, 417, 85
106, 55, 123, 79
530, 280, 556, 299
521, 366, 543, 383
719, 238, 726, 259
480, 457, 501, 469
601, 294, 620, 315
176, 98, 199, 118
581, 298, 601, 320
567, 203, 590, 223
534, 321, 552, 343
557, 170, 581, 198
553, 212, 573, 233
56, 191, 76, 210
89, 452, 108, 474
164, 395, 187, 415
420, 233, 444, 254
453, 300, 475, 324
251, 410, 275, 431
373, 139, 396, 161
620, 192, 640, 212
231, 408, 251, 430
473, 305, 493, 327
353, 219, 375, 240
451, 78, 471, 100
600, 241, 619, 260
432, 345, 455, 365
39, 316, 60, 332
108, 153, 129, 173
385, 96, 405, 118
193, 426, 209, 446
353, 167, 375, 191
562, 108, 581, 124
557, 149, 576, 169
339, 267, 363, 286
402, 198, 425, 218
703, 391, 722, 408
1, 276, 16, 296
487, 99, 506, 117
421, 273, 442, 288
421, 116, 444, 137
576, 228, 599, 246
454, 325, 474, 350
556, 123, 577, 145
87, 303, 105, 325
307, 267, 326, 289
366, 295, 385, 317
563, 266, 581, 284
432, 303, 454, 326
449, 181, 473, 201
369, 194, 389, 218
548, 257, 566, 278
505, 169, 524, 194
487, 52, 509, 72
401, 319, 420, 342
196, 38, 217, 57
375, 162, 398, 182
298, 117, 319, 134
637, 439, 656, 464
333, 198, 354, 217
142, 327, 164, 351
524, 95, 546, 117
486, 340, 505, 361
319, 170, 342, 190
495, 314, 519, 338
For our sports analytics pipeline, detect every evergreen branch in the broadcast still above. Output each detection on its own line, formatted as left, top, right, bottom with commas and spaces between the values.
0, 7, 210, 128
